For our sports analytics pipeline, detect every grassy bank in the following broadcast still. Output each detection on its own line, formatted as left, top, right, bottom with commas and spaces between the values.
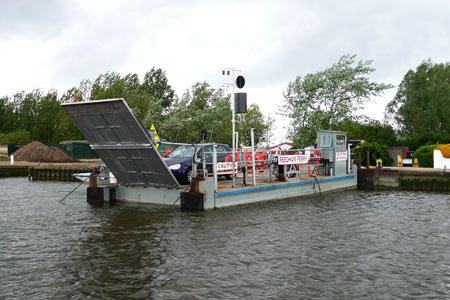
0, 166, 28, 177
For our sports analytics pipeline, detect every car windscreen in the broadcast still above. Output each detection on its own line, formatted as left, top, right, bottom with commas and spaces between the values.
166, 145, 195, 158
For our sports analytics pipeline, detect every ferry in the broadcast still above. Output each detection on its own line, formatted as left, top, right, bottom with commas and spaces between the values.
62, 98, 357, 210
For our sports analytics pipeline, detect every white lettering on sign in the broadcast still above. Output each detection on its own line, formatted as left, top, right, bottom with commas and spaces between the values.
335, 151, 348, 161
217, 162, 238, 175
278, 155, 308, 165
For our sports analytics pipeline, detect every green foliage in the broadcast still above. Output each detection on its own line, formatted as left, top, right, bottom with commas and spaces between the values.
236, 104, 270, 146
353, 142, 394, 166
386, 60, 450, 148
282, 54, 393, 148
91, 68, 176, 123
0, 97, 15, 133
0, 130, 31, 144
335, 118, 398, 146
157, 82, 232, 144
0, 67, 267, 148
412, 144, 438, 168
32, 90, 62, 143
141, 68, 177, 127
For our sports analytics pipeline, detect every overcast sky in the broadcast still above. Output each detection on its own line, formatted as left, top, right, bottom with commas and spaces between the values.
1, 0, 449, 143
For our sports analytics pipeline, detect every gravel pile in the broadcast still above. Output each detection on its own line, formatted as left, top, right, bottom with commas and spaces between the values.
12, 141, 78, 162
13, 141, 48, 161
40, 147, 77, 162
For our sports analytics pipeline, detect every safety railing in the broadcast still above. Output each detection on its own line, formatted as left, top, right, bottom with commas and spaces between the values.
197, 146, 344, 191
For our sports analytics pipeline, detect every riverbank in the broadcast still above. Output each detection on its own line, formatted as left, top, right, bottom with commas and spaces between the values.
0, 159, 101, 177
358, 166, 450, 191
0, 145, 7, 159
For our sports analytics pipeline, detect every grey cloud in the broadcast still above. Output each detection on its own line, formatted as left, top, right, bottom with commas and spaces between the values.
245, 0, 450, 89
0, 1, 76, 39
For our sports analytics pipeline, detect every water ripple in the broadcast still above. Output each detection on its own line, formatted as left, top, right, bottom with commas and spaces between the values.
0, 178, 449, 299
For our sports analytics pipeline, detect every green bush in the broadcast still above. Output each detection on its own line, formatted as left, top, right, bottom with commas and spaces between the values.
412, 144, 438, 168
352, 142, 393, 166
0, 131, 32, 144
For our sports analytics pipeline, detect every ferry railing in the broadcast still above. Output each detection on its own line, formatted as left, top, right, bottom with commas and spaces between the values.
199, 147, 336, 191
199, 147, 274, 188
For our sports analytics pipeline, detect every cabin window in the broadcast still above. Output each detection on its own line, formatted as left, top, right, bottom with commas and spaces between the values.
336, 135, 346, 146
321, 135, 332, 147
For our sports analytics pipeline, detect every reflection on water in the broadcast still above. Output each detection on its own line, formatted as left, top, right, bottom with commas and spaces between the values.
0, 177, 449, 299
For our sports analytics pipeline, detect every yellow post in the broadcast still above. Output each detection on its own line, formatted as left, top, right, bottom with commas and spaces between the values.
376, 158, 383, 168
413, 158, 419, 167
397, 155, 403, 167
150, 124, 160, 149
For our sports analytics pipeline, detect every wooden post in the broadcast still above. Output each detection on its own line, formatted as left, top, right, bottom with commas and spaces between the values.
366, 151, 370, 169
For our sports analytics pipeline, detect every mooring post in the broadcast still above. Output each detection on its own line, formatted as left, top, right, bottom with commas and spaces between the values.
357, 152, 361, 169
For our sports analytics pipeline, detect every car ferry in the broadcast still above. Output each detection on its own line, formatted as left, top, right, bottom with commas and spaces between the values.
62, 98, 357, 210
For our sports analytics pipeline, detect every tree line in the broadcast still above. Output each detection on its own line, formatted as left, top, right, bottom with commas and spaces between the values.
1, 58, 448, 151
0, 67, 270, 146
282, 55, 450, 150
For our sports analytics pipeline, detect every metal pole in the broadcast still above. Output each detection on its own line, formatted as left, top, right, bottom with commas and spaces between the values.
232, 70, 236, 188
192, 144, 197, 181
347, 143, 351, 174
223, 67, 241, 188
213, 145, 218, 191
251, 128, 256, 186
203, 150, 207, 178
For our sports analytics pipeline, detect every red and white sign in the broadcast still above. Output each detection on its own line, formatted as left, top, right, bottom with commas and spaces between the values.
278, 155, 308, 165
217, 162, 238, 175
335, 151, 348, 161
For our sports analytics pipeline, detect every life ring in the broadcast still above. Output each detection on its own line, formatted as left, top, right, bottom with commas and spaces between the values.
245, 152, 252, 163
313, 150, 321, 163
256, 152, 268, 171
225, 153, 238, 162
244, 152, 253, 172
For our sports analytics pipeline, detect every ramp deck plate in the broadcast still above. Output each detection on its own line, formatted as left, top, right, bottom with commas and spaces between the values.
62, 99, 180, 189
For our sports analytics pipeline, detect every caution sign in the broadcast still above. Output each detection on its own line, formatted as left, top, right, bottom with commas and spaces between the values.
217, 162, 238, 175
150, 124, 160, 149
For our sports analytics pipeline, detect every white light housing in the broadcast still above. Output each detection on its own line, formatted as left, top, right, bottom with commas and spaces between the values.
168, 164, 181, 170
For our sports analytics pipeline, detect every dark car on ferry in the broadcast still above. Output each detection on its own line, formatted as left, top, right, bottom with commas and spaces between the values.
163, 143, 232, 183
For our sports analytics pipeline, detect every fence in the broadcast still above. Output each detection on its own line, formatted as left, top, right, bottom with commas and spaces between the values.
8, 142, 98, 159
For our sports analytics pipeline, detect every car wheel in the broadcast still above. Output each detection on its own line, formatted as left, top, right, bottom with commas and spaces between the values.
183, 168, 192, 184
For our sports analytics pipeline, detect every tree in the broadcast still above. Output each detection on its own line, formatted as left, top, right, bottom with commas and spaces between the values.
33, 90, 61, 143
236, 104, 269, 146
14, 90, 41, 134
52, 88, 85, 142
352, 141, 394, 166
385, 60, 450, 147
90, 68, 177, 123
159, 82, 232, 144
0, 96, 15, 133
91, 72, 126, 99
335, 118, 398, 146
141, 68, 177, 128
282, 54, 393, 147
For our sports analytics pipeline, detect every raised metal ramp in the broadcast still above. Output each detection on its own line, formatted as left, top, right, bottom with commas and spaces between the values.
62, 99, 180, 189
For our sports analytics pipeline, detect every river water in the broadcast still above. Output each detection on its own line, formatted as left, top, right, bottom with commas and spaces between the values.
0, 177, 449, 299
